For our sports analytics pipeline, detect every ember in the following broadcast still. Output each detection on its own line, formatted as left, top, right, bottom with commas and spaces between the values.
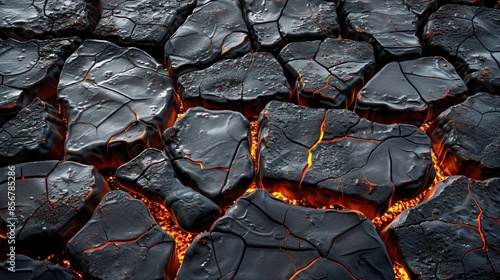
1, 1, 499, 280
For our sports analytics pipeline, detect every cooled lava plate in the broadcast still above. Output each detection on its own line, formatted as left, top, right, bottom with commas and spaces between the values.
0, 254, 78, 280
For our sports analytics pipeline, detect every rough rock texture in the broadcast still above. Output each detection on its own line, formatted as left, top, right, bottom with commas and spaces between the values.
162, 107, 254, 206
0, 254, 78, 279
384, 176, 500, 279
178, 52, 291, 120
0, 38, 81, 125
422, 4, 500, 94
338, 0, 421, 66
164, 0, 251, 76
116, 148, 220, 233
259, 101, 435, 218
0, 98, 65, 166
355, 57, 469, 126
429, 92, 500, 180
58, 39, 177, 171
0, 161, 109, 258
178, 189, 395, 279
279, 38, 375, 109
66, 190, 178, 280
0, 0, 99, 39
94, 0, 195, 49
243, 0, 340, 53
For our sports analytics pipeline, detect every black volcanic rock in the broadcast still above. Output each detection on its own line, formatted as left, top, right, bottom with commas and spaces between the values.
278, 38, 375, 109
355, 57, 469, 126
258, 101, 435, 219
67, 190, 178, 280
162, 107, 254, 206
116, 148, 220, 233
0, 161, 110, 258
243, 0, 340, 53
164, 0, 251, 76
0, 98, 65, 166
422, 4, 500, 94
0, 254, 78, 279
178, 52, 291, 120
178, 189, 395, 279
429, 93, 500, 180
58, 39, 177, 171
0, 38, 81, 125
338, 0, 421, 65
0, 0, 98, 39
94, 0, 195, 49
384, 176, 500, 279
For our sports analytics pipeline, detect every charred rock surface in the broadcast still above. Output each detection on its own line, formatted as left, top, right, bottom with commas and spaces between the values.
0, 254, 78, 280
164, 0, 251, 76
0, 37, 81, 125
243, 0, 340, 53
0, 98, 65, 166
94, 0, 195, 50
278, 38, 375, 109
66, 190, 178, 280
162, 107, 254, 206
58, 39, 177, 172
355, 57, 469, 126
429, 92, 500, 180
384, 176, 500, 279
422, 4, 500, 94
259, 101, 435, 219
116, 148, 220, 233
0, 161, 109, 259
178, 52, 291, 120
0, 0, 98, 40
338, 0, 421, 66
178, 189, 395, 279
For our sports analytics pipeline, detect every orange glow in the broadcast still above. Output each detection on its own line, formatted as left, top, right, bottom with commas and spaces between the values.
299, 112, 327, 188
393, 262, 410, 280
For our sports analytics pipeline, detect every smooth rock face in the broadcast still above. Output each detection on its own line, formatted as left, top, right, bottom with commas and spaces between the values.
162, 107, 254, 206
66, 190, 179, 280
0, 0, 98, 39
94, 0, 195, 47
178, 52, 291, 120
58, 39, 177, 171
355, 57, 469, 126
429, 93, 500, 180
258, 101, 435, 218
384, 176, 500, 279
116, 148, 220, 233
422, 4, 500, 94
279, 38, 375, 109
178, 189, 395, 279
0, 38, 81, 125
243, 0, 340, 53
0, 98, 65, 166
164, 0, 251, 76
0, 161, 109, 258
0, 254, 78, 280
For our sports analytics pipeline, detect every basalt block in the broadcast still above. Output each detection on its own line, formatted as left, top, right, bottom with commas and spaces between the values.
58, 39, 177, 171
178, 52, 291, 120
278, 38, 375, 109
355, 57, 468, 126
258, 101, 435, 219
384, 176, 500, 279
66, 190, 179, 280
243, 0, 340, 53
178, 189, 395, 279
0, 0, 98, 39
0, 254, 78, 279
0, 98, 65, 166
164, 0, 251, 76
162, 107, 254, 206
429, 92, 500, 180
0, 161, 109, 258
422, 4, 500, 94
116, 148, 220, 233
